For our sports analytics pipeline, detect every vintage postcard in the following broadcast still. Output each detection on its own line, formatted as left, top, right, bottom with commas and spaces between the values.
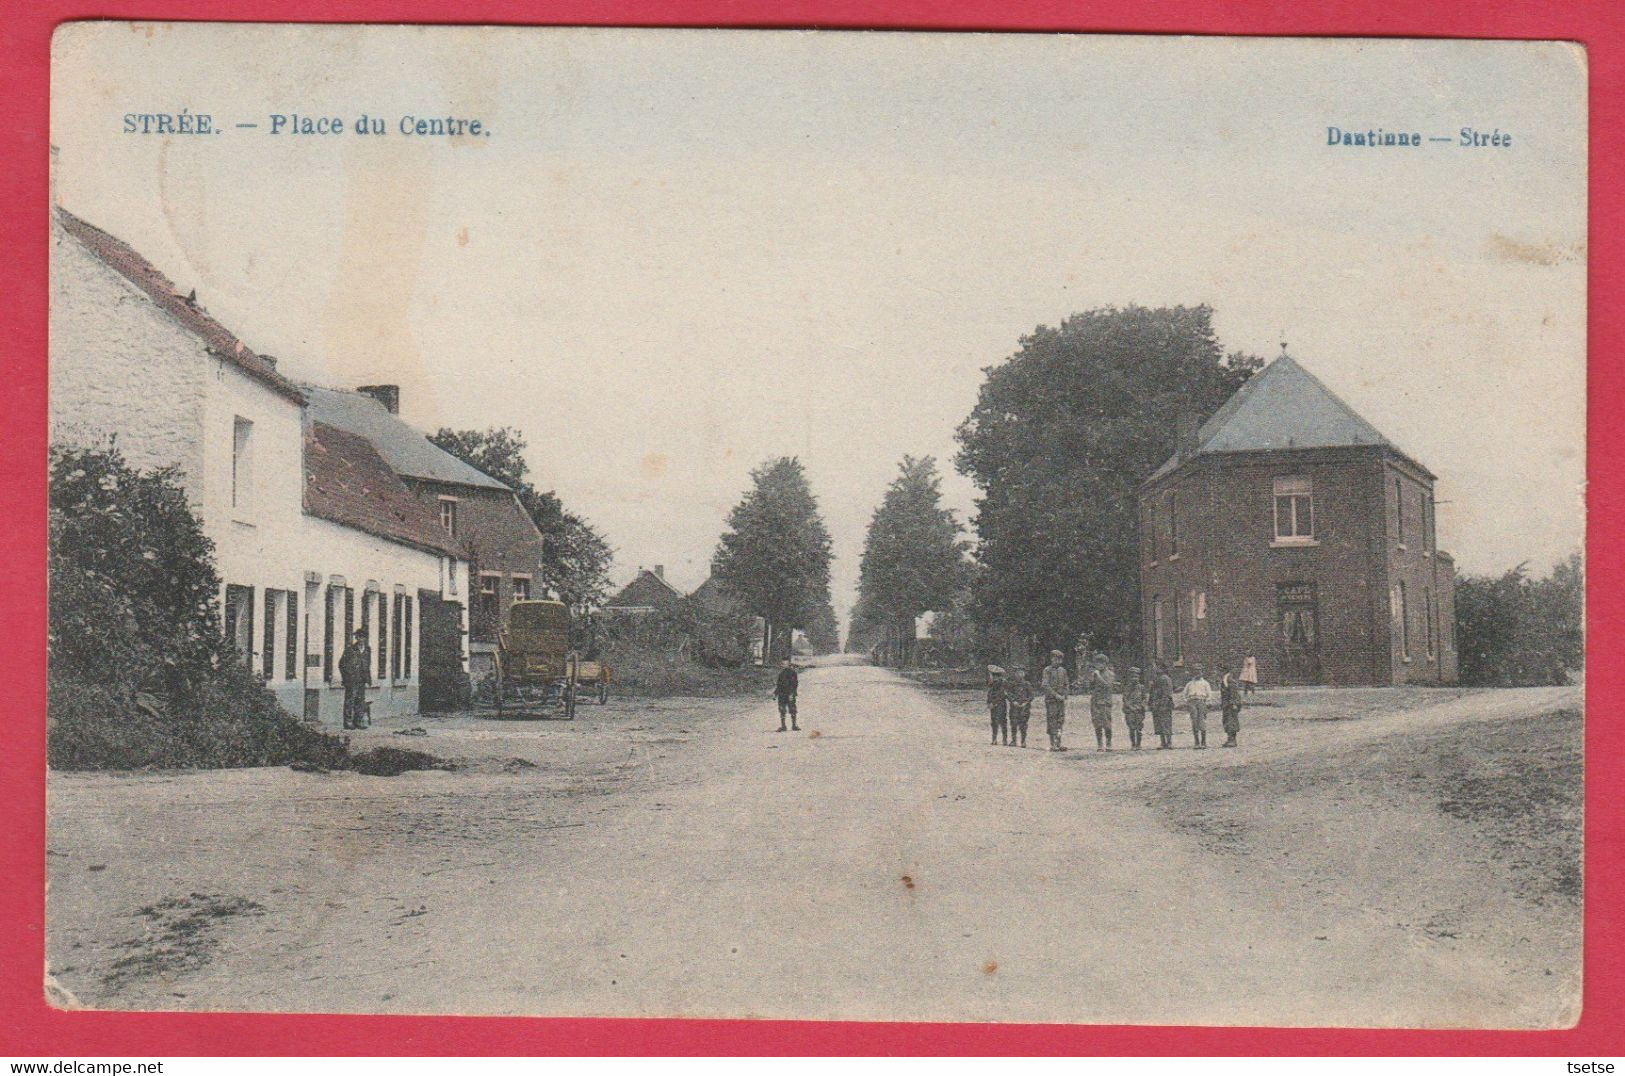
45, 24, 1585, 1027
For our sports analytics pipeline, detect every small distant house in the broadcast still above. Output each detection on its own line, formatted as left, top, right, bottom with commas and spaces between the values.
605, 565, 684, 616
1138, 353, 1457, 687
690, 573, 767, 664
51, 206, 472, 724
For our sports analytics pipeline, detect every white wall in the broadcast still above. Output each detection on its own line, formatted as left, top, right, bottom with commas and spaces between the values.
51, 217, 471, 725
50, 224, 207, 488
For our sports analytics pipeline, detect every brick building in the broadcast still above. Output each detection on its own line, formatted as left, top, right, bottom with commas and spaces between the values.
605, 565, 684, 616
1139, 354, 1457, 686
302, 385, 548, 645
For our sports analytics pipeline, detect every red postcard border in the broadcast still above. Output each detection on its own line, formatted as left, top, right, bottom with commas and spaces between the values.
2, 0, 1620, 1057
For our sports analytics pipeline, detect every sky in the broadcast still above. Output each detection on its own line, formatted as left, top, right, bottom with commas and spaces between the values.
52, 26, 1587, 625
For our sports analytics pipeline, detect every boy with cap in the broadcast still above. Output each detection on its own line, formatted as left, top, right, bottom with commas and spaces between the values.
1183, 663, 1212, 749
1006, 667, 1033, 747
1087, 652, 1116, 751
1041, 649, 1070, 751
1150, 662, 1175, 748
1219, 662, 1243, 747
986, 665, 1009, 746
1122, 666, 1148, 749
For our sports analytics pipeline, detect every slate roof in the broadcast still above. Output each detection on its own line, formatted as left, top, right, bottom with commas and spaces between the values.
300, 385, 510, 492
54, 207, 306, 404
304, 422, 463, 557
1148, 354, 1427, 482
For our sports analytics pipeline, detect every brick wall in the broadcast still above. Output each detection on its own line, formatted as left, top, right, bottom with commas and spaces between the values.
1141, 445, 1456, 687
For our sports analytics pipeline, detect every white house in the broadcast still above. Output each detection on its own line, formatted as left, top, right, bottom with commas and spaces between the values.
50, 205, 471, 724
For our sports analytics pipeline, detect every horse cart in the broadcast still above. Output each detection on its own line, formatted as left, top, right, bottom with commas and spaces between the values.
483, 599, 611, 720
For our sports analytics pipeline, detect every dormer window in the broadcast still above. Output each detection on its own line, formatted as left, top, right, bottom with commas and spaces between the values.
1273, 475, 1315, 543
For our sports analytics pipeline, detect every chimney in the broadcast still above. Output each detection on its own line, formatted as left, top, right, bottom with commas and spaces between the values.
357, 384, 400, 414
652, 564, 665, 580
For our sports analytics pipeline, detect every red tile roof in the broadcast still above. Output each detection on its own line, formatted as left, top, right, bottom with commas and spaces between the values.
305, 422, 463, 557
54, 206, 306, 404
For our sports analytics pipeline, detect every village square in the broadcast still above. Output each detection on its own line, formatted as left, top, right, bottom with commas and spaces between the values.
43, 199, 1583, 1027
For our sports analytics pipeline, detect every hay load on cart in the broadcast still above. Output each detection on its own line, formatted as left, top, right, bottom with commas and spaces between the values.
482, 599, 611, 719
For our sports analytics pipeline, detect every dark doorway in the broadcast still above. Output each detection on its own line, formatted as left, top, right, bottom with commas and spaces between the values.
1277, 582, 1322, 685
418, 589, 470, 712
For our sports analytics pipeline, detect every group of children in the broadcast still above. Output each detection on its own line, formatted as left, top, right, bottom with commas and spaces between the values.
985, 651, 1252, 753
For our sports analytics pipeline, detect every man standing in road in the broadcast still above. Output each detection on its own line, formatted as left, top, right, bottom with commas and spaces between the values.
1150, 662, 1175, 749
986, 665, 1010, 746
1006, 666, 1033, 747
1122, 666, 1148, 750
1184, 663, 1213, 749
1088, 652, 1116, 751
775, 658, 800, 733
339, 627, 371, 730
1042, 649, 1070, 752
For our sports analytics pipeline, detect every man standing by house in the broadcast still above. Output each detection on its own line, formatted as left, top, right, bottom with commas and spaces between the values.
1150, 662, 1175, 749
1184, 663, 1213, 749
1042, 649, 1070, 752
339, 627, 372, 730
775, 658, 800, 733
1087, 652, 1116, 751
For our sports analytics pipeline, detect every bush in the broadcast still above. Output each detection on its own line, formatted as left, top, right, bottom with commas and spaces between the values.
1456, 554, 1584, 687
606, 596, 759, 669
48, 443, 347, 770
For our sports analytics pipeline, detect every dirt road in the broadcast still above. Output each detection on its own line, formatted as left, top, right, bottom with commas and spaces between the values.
47, 662, 1580, 1027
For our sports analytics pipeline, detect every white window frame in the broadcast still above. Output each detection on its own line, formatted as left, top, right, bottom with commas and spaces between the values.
438, 496, 459, 537
1272, 475, 1315, 545
511, 573, 532, 602
231, 416, 255, 522
1152, 597, 1165, 659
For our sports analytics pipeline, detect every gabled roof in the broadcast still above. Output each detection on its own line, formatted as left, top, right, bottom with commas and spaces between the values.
301, 385, 510, 492
1149, 354, 1426, 482
54, 207, 306, 404
607, 568, 684, 609
304, 422, 463, 557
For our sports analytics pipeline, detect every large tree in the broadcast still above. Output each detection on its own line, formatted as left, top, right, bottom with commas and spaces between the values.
857, 455, 967, 666
710, 457, 833, 661
954, 304, 1261, 659
429, 427, 614, 609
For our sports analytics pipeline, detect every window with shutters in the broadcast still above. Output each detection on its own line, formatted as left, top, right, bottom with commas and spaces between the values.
262, 589, 279, 679
324, 586, 338, 682
403, 596, 415, 678
392, 593, 404, 681
225, 584, 254, 666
